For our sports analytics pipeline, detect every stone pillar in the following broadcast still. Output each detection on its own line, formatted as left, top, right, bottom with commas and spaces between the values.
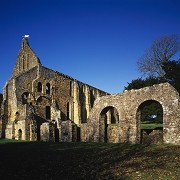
5, 123, 14, 139
106, 110, 111, 124
51, 100, 61, 121
80, 123, 87, 142
73, 81, 81, 124
9, 79, 18, 122
60, 120, 73, 142
84, 85, 91, 119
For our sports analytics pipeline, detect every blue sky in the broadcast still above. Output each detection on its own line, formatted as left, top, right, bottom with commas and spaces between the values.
0, 0, 180, 94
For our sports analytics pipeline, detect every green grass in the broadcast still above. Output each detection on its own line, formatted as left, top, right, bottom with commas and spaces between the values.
141, 122, 163, 129
0, 139, 179, 179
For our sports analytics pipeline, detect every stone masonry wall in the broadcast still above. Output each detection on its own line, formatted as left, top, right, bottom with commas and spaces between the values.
86, 83, 180, 145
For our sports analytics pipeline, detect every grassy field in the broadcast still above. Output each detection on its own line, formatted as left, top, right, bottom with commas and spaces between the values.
0, 139, 179, 180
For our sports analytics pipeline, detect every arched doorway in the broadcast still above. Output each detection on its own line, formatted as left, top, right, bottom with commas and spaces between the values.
136, 100, 163, 144
18, 129, 22, 140
99, 106, 119, 142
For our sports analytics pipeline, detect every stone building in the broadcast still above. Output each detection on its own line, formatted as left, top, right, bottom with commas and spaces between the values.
0, 37, 108, 142
0, 38, 179, 145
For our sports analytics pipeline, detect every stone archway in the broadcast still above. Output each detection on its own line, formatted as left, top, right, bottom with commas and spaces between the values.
87, 83, 179, 144
18, 129, 22, 140
136, 100, 163, 144
99, 106, 119, 142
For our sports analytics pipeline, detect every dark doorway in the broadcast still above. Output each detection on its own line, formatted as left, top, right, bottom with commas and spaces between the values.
18, 129, 22, 140
46, 106, 51, 119
99, 106, 119, 142
55, 129, 59, 142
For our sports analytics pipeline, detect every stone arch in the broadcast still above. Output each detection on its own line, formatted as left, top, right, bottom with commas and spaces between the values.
136, 100, 163, 144
87, 83, 179, 144
36, 96, 51, 105
99, 106, 119, 142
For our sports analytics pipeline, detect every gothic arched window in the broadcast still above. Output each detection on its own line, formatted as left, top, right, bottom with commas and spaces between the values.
46, 83, 50, 94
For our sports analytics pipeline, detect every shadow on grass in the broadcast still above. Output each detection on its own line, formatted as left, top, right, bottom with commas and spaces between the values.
0, 139, 179, 179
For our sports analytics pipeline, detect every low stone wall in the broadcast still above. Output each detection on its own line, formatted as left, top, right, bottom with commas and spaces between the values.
40, 122, 55, 142
107, 125, 121, 143
40, 120, 78, 142
60, 120, 73, 142
141, 129, 163, 144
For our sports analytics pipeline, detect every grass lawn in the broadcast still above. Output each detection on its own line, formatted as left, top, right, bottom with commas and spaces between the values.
141, 122, 163, 129
0, 139, 179, 179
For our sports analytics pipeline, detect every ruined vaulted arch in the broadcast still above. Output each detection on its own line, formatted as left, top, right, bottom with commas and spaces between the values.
36, 95, 51, 105
100, 106, 119, 124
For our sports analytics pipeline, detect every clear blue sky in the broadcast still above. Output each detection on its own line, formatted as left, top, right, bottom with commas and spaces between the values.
0, 0, 180, 94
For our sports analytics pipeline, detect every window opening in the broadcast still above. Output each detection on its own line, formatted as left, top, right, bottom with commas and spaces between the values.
46, 83, 50, 94
37, 82, 42, 92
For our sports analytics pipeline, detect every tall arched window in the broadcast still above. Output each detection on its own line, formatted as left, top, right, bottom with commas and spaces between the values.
70, 81, 72, 96
46, 83, 50, 94
37, 82, 42, 92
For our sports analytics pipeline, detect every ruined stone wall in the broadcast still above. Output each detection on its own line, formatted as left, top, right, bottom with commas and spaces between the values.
1, 37, 109, 142
87, 83, 180, 145
40, 122, 55, 142
29, 66, 107, 124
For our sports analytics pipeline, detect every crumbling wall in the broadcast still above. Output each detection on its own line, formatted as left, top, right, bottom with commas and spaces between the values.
87, 83, 180, 145
40, 122, 55, 142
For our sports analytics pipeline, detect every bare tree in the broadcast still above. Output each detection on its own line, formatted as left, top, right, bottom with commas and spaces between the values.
137, 34, 180, 77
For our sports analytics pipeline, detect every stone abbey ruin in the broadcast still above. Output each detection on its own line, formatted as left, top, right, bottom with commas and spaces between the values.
0, 38, 179, 145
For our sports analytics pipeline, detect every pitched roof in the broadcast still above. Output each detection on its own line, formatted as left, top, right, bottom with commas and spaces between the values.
12, 37, 41, 77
